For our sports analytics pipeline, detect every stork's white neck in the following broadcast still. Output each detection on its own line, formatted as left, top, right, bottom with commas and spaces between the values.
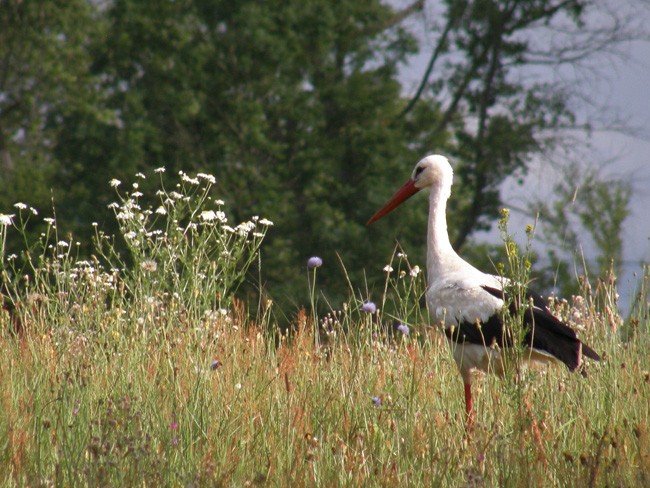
426, 183, 460, 278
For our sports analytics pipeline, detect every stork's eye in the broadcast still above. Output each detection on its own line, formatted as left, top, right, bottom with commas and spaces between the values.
414, 166, 424, 178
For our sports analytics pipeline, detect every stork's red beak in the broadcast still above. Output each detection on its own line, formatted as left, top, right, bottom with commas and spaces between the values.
367, 178, 419, 225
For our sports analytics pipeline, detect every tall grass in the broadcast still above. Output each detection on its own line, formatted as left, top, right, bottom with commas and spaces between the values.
1, 176, 649, 486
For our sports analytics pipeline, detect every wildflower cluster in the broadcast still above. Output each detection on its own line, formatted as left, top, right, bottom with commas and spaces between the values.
100, 168, 273, 312
380, 248, 427, 333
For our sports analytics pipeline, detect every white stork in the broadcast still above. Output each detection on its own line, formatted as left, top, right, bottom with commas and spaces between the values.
368, 155, 600, 426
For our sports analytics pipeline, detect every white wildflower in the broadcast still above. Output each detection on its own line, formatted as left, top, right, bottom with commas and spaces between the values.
182, 174, 199, 185
0, 214, 14, 226
215, 199, 225, 205
131, 191, 143, 198
44, 217, 55, 225
383, 265, 393, 273
200, 210, 217, 221
155, 206, 167, 215
30, 207, 38, 216
57, 240, 69, 248
135, 172, 146, 179
124, 231, 137, 239
236, 221, 255, 236
197, 173, 216, 184
141, 260, 158, 272
154, 167, 166, 173
259, 218, 274, 226
109, 178, 121, 188
410, 265, 421, 277
14, 202, 27, 210
132, 182, 139, 189
107, 202, 119, 209
170, 191, 183, 200
116, 210, 135, 220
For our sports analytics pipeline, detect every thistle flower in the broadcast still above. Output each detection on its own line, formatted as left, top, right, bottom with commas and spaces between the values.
396, 324, 410, 335
372, 396, 382, 407
307, 256, 323, 268
361, 302, 377, 314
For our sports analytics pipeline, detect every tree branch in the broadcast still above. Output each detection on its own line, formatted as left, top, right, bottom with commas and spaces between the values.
399, 12, 455, 117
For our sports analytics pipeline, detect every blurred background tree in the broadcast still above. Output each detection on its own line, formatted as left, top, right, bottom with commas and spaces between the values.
0, 0, 640, 314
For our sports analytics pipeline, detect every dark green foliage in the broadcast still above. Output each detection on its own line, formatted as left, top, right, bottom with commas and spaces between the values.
47, 0, 446, 307
0, 0, 630, 311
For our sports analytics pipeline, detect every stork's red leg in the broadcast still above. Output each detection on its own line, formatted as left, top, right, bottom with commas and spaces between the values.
464, 383, 475, 429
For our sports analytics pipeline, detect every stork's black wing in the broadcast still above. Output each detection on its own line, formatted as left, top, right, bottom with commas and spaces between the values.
444, 285, 600, 371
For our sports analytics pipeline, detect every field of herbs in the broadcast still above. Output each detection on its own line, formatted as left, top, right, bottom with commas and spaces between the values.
1, 169, 649, 487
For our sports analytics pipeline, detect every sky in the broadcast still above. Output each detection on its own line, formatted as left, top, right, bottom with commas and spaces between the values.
397, 0, 650, 312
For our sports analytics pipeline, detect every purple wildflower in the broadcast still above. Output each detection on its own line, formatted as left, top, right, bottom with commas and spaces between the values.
170, 416, 179, 445
210, 359, 222, 371
372, 396, 382, 407
361, 301, 377, 314
307, 256, 323, 269
396, 324, 410, 335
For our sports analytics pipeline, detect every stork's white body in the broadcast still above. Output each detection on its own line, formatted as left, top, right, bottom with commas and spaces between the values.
368, 155, 600, 426
421, 156, 553, 382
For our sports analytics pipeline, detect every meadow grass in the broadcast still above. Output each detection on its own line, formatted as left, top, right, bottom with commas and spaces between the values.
1, 172, 649, 487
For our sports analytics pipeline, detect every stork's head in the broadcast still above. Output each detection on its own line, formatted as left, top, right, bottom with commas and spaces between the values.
367, 155, 453, 225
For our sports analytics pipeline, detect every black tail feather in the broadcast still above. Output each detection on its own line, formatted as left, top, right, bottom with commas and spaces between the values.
479, 285, 601, 371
